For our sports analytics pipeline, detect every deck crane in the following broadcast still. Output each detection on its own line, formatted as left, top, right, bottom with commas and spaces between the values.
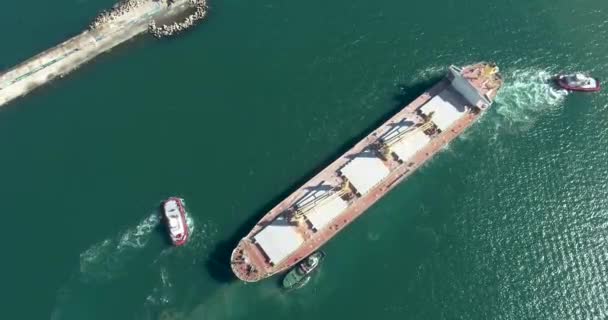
290, 181, 352, 222
378, 111, 435, 157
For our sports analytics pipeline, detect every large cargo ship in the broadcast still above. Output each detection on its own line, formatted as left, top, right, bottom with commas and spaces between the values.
230, 62, 503, 282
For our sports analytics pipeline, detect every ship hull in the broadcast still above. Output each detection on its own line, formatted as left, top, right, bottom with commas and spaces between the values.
231, 63, 503, 282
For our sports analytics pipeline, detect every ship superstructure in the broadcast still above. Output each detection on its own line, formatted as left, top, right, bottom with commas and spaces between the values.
231, 63, 503, 282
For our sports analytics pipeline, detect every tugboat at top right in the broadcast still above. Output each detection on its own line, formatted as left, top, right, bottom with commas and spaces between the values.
555, 72, 601, 92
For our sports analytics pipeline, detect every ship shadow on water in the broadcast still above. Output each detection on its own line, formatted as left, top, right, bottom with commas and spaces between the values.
393, 76, 444, 113
154, 203, 177, 247
204, 75, 443, 284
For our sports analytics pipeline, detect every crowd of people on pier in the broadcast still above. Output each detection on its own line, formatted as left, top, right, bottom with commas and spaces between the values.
148, 0, 208, 38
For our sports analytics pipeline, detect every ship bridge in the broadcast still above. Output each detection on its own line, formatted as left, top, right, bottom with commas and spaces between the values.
449, 64, 497, 109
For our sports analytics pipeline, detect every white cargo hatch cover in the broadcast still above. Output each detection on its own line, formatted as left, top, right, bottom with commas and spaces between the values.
420, 92, 465, 131
390, 130, 431, 161
340, 153, 390, 195
305, 196, 348, 230
253, 218, 303, 264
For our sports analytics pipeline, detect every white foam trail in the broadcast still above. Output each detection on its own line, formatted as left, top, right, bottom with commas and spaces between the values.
58, 206, 217, 318
143, 218, 221, 314
79, 212, 160, 282
79, 239, 112, 267
185, 214, 195, 236
117, 214, 160, 250
493, 68, 568, 129
79, 239, 119, 281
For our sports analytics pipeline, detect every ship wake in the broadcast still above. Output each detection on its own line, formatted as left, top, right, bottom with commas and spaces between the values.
79, 212, 161, 282
52, 207, 215, 320
493, 68, 568, 131
144, 219, 218, 311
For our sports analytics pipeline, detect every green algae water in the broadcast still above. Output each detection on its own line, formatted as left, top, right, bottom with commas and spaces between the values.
1, 0, 608, 319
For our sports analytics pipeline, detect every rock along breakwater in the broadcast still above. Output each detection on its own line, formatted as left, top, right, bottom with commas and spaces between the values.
149, 0, 208, 38
0, 0, 208, 108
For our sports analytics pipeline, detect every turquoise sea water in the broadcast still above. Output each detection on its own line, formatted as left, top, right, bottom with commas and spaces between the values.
1, 1, 607, 319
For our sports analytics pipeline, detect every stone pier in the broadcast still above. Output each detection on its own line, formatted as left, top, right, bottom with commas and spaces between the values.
0, 0, 207, 107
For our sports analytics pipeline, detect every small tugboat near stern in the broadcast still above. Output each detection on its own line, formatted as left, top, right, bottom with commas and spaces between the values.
556, 73, 601, 92
282, 251, 325, 290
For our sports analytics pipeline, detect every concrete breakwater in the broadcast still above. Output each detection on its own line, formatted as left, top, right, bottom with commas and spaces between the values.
89, 0, 154, 30
0, 0, 207, 107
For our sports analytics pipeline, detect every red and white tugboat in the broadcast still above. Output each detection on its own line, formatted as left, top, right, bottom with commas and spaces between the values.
556, 73, 601, 92
162, 197, 189, 246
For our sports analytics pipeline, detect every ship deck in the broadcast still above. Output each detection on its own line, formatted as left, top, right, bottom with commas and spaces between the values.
231, 64, 502, 282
